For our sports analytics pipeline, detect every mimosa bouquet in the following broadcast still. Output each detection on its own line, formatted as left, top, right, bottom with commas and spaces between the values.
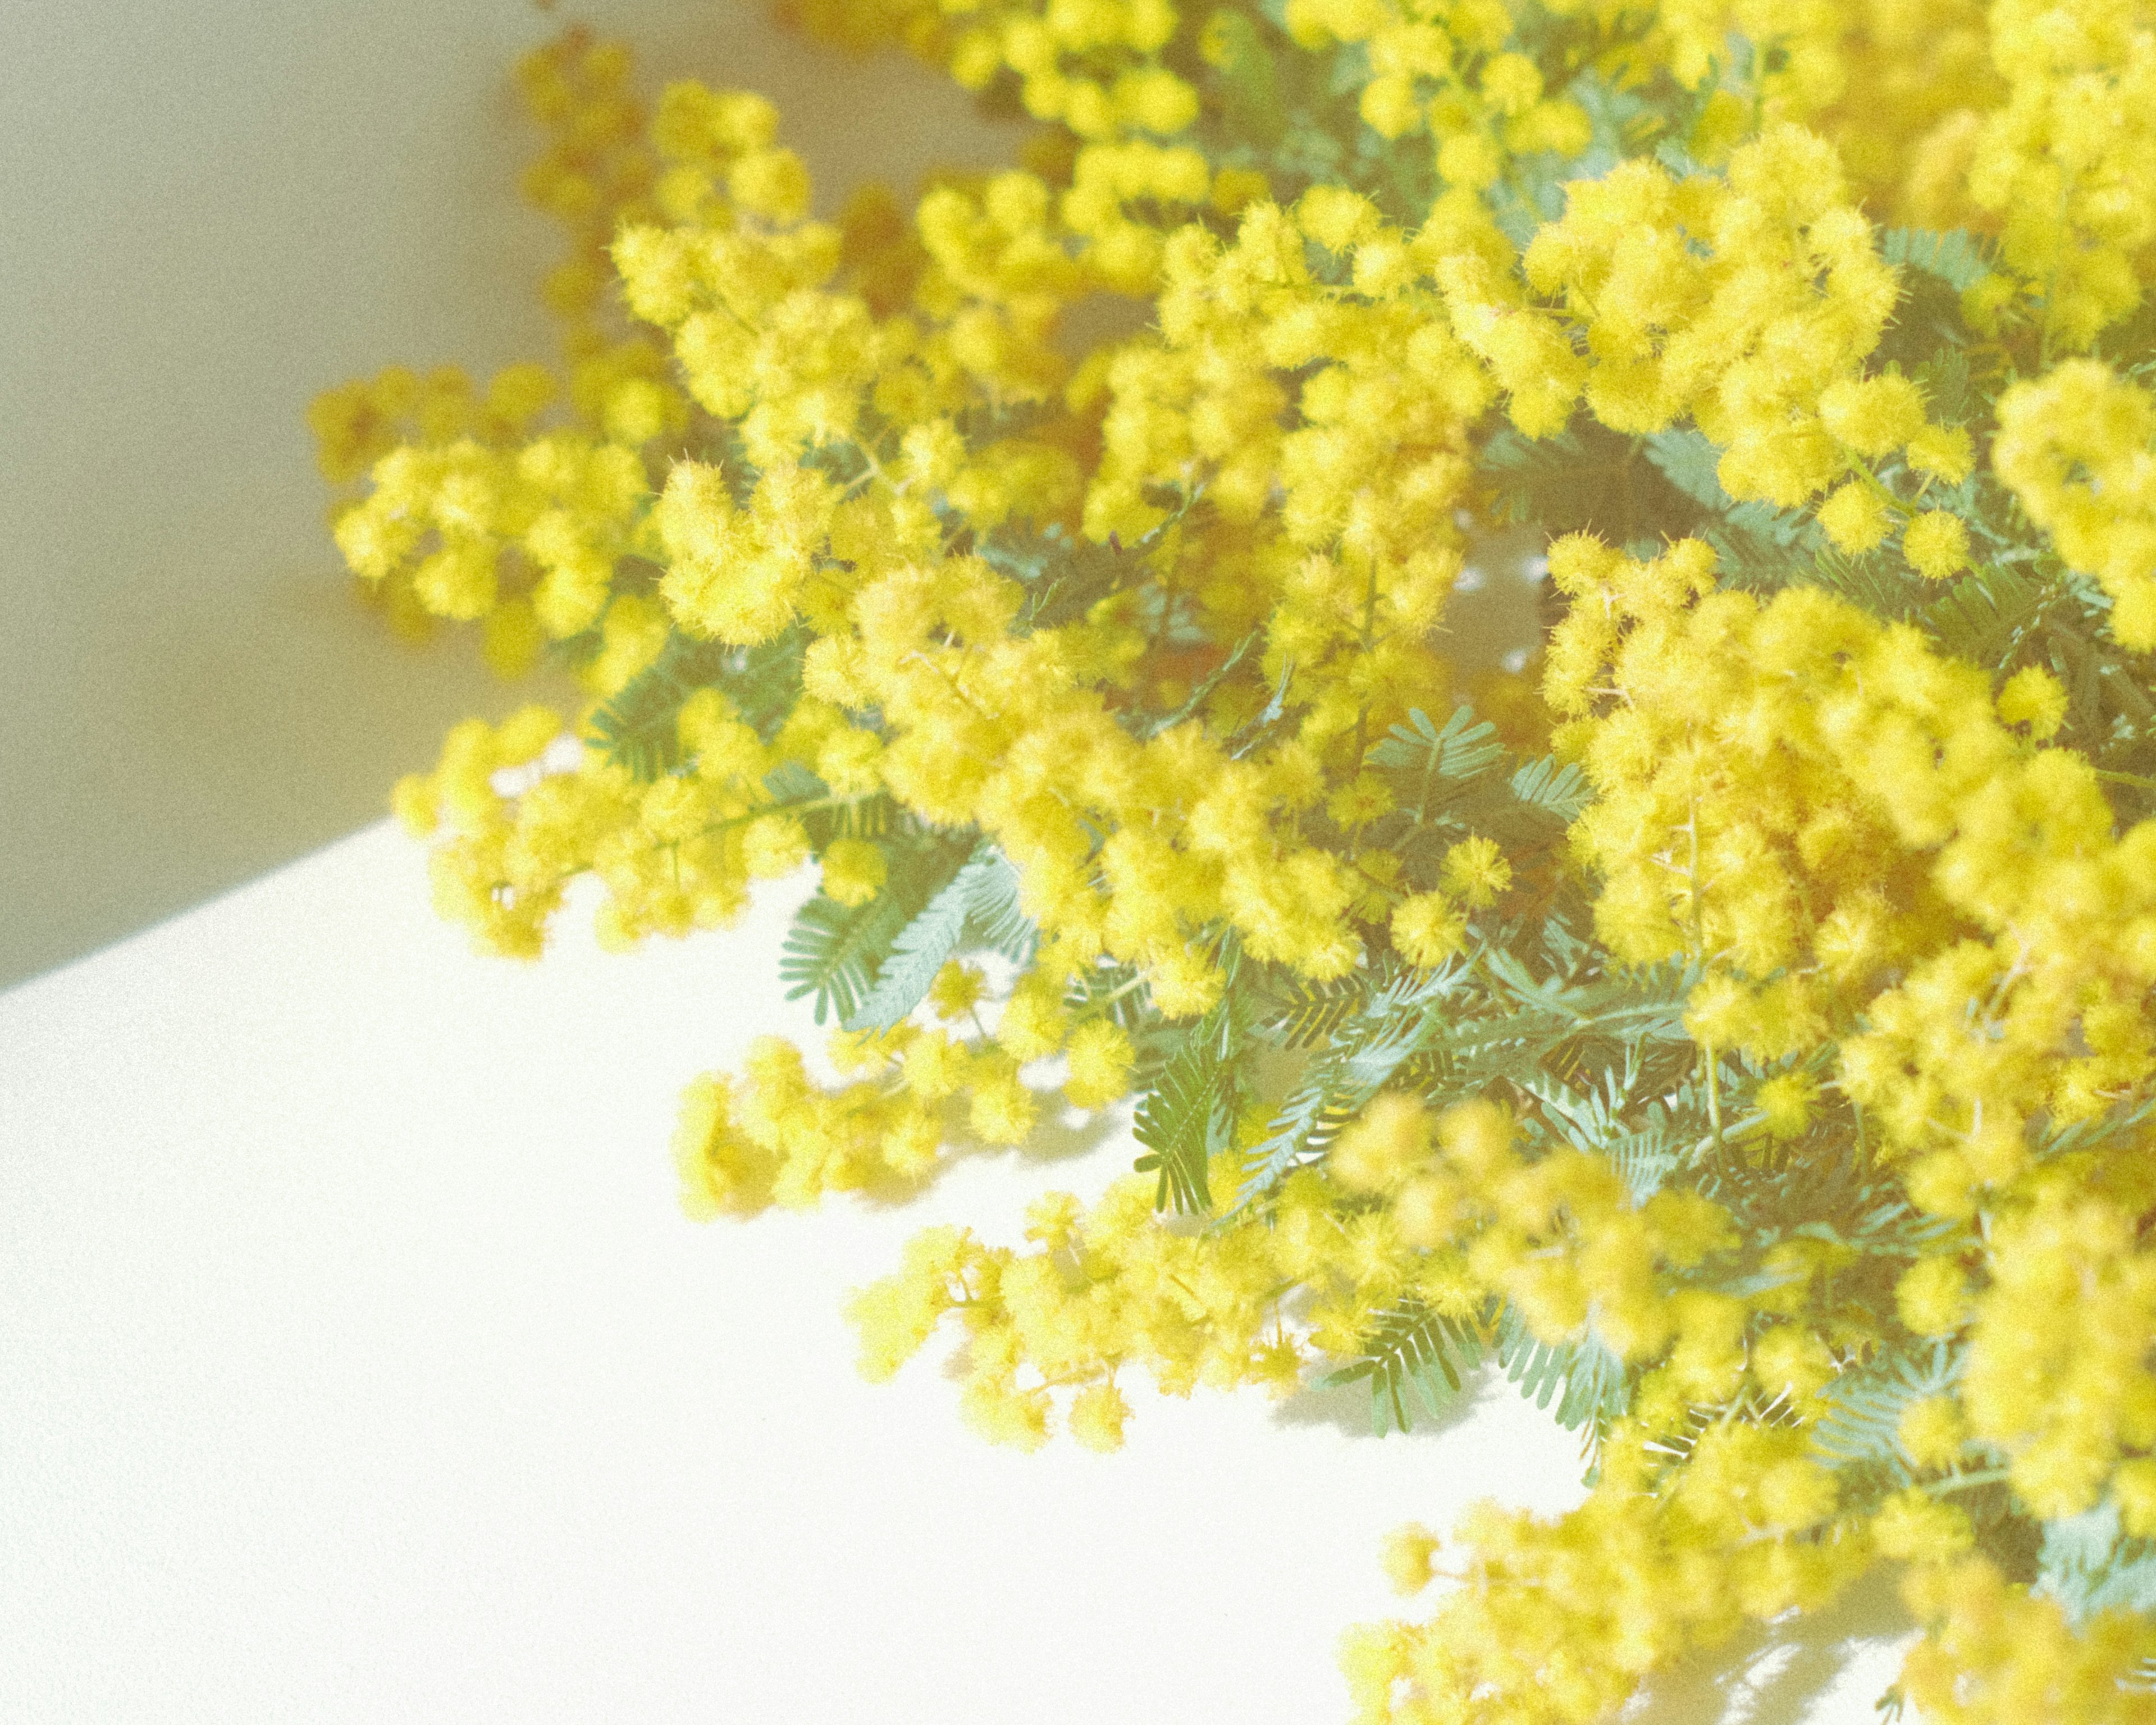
311, 1, 2156, 1715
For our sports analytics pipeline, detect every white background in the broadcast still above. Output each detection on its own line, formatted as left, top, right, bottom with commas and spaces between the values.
1, 826, 1916, 1722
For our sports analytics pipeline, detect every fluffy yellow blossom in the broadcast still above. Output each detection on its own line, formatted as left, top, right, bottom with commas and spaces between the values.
1963, 1180, 2156, 1519
1392, 891, 1465, 968
1897, 1254, 1973, 1337
1379, 1522, 1439, 1595
1903, 508, 1971, 579
1064, 1019, 1136, 1108
1818, 480, 1892, 553
1995, 361, 2156, 647
1963, 0, 2156, 354
1901, 1555, 2156, 1725
819, 837, 888, 906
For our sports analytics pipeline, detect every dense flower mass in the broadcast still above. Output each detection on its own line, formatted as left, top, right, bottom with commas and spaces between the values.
317, 1, 2156, 1718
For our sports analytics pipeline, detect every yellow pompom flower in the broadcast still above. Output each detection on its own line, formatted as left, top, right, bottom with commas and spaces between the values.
741, 814, 810, 879
391, 772, 440, 837
1066, 1382, 1132, 1452
1392, 890, 1465, 967
1440, 835, 1511, 907
1380, 1523, 1440, 1595
1995, 665, 2068, 739
1902, 509, 1971, 580
1817, 480, 1891, 553
1871, 1489, 1974, 1563
1331, 1092, 1432, 1193
1906, 423, 1974, 486
1897, 1256, 1972, 1338
1065, 1020, 1136, 1108
2116, 1458, 2156, 1539
929, 960, 989, 1021
819, 838, 887, 907
1752, 1071, 1817, 1140
1898, 1395, 1971, 1471
970, 1062, 1040, 1144
1819, 374, 1928, 457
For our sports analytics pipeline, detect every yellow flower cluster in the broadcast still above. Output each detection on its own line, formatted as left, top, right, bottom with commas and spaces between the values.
1278, 0, 1591, 180
1549, 540, 2156, 1211
318, 4, 2156, 1718
1995, 359, 2156, 647
391, 683, 858, 955
1340, 1453, 1869, 1725
788, 0, 1193, 140
675, 997, 1144, 1216
1510, 126, 1967, 504
310, 30, 738, 679
1550, 541, 1947, 1006
513, 26, 657, 330
1963, 0, 2156, 354
1086, 185, 1490, 745
1899, 1554, 2156, 1725
1820, 0, 2002, 220
844, 1094, 1732, 1462
307, 359, 560, 649
1963, 1164, 2156, 1522
845, 1154, 1321, 1448
332, 431, 653, 669
1333, 1096, 1744, 1381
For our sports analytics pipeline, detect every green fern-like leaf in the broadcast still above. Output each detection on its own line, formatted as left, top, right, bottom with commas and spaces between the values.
780, 834, 974, 1026
1133, 1047, 1224, 1215
1234, 1070, 1362, 1198
585, 638, 737, 781
586, 629, 811, 782
1519, 1066, 1682, 1204
1641, 427, 1732, 514
2037, 1093, 2156, 1165
963, 848, 1039, 966
779, 892, 911, 1028
1322, 1297, 1487, 1435
1641, 427, 1824, 588
1480, 418, 1698, 544
1919, 562, 2050, 673
1134, 996, 1248, 1214
1233, 962, 1467, 1208
1493, 1300, 1629, 1445
1478, 426, 1592, 527
1505, 755, 1591, 824
1880, 226, 1994, 293
1810, 1340, 1963, 1478
1255, 971, 1370, 1049
1369, 704, 1504, 787
2038, 1498, 2156, 1626
844, 844, 997, 1033
760, 760, 897, 847
1915, 345, 1975, 426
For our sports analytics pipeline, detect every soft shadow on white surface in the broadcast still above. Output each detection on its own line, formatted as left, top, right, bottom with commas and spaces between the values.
0, 0, 1018, 992
2, 823, 1923, 1723
1622, 1569, 1916, 1724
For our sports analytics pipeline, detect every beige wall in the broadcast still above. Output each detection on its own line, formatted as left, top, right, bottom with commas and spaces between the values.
0, 0, 1018, 992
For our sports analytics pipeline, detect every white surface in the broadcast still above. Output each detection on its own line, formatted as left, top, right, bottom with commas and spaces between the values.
1, 822, 1918, 1721
0, 0, 1017, 990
